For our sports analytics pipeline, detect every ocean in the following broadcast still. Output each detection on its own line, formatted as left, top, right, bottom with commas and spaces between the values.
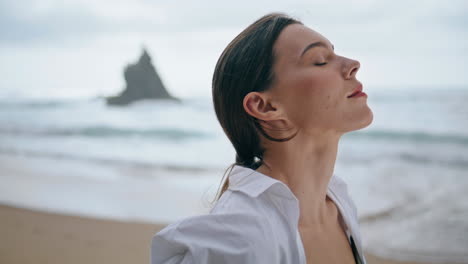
0, 87, 467, 263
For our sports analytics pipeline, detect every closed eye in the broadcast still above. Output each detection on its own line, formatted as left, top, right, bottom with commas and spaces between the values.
315, 62, 327, 66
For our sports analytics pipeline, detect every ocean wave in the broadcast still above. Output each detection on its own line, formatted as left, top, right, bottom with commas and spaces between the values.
398, 153, 468, 168
0, 99, 89, 109
0, 148, 217, 173
0, 126, 211, 140
0, 97, 187, 110
347, 130, 468, 145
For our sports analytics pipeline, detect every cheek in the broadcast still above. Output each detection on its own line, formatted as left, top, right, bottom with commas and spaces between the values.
297, 72, 340, 107
282, 72, 341, 124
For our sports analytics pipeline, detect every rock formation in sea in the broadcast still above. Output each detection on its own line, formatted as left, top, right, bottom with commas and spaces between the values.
106, 48, 178, 106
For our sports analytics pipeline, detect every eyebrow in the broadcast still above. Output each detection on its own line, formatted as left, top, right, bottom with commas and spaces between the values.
300, 41, 335, 57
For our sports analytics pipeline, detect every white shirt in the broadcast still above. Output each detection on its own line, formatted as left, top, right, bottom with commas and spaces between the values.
151, 165, 367, 264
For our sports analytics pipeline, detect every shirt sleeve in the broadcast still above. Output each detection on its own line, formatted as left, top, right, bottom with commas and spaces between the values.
151, 212, 277, 264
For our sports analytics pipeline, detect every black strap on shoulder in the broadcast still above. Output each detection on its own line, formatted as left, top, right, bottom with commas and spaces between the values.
350, 235, 364, 264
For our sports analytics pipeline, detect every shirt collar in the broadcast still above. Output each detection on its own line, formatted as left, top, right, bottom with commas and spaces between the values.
226, 165, 352, 231
227, 165, 299, 201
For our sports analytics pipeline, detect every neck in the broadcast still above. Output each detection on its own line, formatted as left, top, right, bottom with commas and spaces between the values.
256, 130, 341, 227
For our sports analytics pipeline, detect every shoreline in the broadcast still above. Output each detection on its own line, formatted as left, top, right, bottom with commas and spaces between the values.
0, 203, 455, 264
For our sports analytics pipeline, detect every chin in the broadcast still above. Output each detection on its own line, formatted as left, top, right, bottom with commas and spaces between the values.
358, 108, 374, 129
360, 108, 374, 129
343, 107, 374, 133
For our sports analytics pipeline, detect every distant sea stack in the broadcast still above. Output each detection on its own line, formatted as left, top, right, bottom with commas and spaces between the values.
106, 48, 179, 106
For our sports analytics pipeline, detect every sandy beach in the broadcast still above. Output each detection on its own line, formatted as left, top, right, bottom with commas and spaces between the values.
1, 203, 453, 264
0, 204, 163, 264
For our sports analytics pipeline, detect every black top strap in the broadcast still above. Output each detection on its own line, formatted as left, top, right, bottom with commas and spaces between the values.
349, 235, 364, 264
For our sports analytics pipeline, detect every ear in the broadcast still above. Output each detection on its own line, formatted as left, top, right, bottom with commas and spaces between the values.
243, 92, 280, 121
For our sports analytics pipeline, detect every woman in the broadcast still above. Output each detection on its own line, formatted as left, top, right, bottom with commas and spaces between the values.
151, 12, 372, 264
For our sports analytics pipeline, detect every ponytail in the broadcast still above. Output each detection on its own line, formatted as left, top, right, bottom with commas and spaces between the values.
210, 154, 262, 205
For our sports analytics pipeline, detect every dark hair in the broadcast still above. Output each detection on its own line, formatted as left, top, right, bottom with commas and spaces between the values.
211, 13, 302, 202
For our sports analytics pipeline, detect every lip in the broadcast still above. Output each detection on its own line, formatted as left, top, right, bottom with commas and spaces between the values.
347, 84, 364, 98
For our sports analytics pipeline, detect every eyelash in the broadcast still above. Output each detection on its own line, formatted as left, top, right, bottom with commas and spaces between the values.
315, 62, 327, 66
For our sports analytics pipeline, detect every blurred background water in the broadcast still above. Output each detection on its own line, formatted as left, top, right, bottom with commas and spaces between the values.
1, 88, 467, 170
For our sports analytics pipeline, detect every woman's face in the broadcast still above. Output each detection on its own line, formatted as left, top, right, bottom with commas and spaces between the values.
267, 24, 373, 136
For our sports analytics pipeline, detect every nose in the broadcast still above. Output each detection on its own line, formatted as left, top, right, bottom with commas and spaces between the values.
344, 58, 360, 80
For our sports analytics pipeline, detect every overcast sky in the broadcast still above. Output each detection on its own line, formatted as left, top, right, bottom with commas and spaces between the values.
0, 0, 467, 99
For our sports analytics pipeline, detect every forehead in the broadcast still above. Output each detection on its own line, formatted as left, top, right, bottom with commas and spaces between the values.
273, 24, 331, 61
